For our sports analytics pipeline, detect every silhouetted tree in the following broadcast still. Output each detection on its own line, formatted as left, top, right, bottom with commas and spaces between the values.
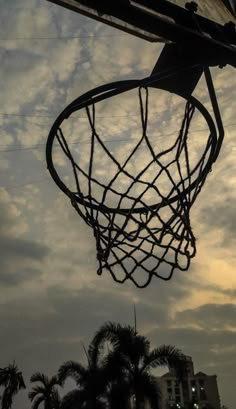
58, 339, 108, 409
104, 379, 131, 409
0, 363, 26, 409
29, 373, 60, 409
92, 322, 188, 409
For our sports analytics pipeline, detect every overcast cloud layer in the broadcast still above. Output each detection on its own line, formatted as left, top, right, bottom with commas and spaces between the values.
0, 1, 236, 408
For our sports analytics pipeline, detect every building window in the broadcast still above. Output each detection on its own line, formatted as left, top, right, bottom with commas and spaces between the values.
200, 386, 207, 400
175, 387, 180, 395
176, 395, 181, 403
167, 380, 172, 386
191, 380, 197, 396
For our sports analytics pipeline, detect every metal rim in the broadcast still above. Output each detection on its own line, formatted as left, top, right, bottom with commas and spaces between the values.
46, 76, 219, 214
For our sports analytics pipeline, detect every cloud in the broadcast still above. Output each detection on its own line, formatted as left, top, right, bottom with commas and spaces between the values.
0, 188, 27, 237
1, 236, 49, 261
186, 280, 236, 299
0, 188, 50, 287
0, 236, 49, 287
0, 3, 236, 409
147, 325, 236, 379
201, 199, 236, 244
0, 267, 42, 286
145, 298, 236, 409
176, 303, 236, 330
0, 274, 191, 365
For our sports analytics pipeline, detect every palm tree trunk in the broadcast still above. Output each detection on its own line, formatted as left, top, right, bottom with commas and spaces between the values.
135, 393, 145, 409
45, 400, 51, 409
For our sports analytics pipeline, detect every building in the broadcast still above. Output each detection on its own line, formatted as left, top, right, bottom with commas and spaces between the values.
156, 357, 221, 409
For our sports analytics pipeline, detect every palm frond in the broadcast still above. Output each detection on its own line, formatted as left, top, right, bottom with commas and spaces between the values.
6, 383, 20, 399
93, 322, 135, 351
29, 385, 46, 400
0, 369, 10, 387
58, 361, 86, 385
61, 389, 85, 409
143, 345, 187, 371
103, 349, 129, 380
18, 373, 26, 390
1, 388, 13, 409
0, 364, 26, 409
49, 375, 60, 388
28, 389, 38, 401
89, 322, 118, 364
30, 372, 49, 386
31, 395, 45, 409
29, 374, 61, 409
92, 321, 150, 370
51, 389, 61, 409
89, 322, 132, 366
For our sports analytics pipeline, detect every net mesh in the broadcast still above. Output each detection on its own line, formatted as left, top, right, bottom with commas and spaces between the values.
54, 86, 215, 288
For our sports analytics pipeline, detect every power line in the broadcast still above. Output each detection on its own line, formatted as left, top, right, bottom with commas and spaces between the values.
0, 34, 125, 41
2, 123, 235, 188
0, 121, 235, 154
0, 145, 46, 153
1, 110, 236, 127
0, 112, 148, 119
0, 112, 58, 118
1, 176, 50, 190
0, 137, 133, 153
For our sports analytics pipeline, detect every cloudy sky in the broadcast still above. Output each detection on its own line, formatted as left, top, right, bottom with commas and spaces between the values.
0, 1, 236, 408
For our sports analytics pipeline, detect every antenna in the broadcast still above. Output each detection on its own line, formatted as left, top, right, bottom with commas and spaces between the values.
81, 342, 89, 364
134, 304, 137, 334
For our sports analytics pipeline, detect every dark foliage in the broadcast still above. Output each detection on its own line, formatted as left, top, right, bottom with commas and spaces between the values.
29, 373, 61, 409
0, 363, 26, 409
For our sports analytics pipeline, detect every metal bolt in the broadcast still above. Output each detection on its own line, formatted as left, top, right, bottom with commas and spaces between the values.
185, 2, 198, 13
224, 21, 236, 37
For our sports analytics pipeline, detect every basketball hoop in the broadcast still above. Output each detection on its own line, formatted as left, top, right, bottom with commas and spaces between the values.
46, 67, 223, 287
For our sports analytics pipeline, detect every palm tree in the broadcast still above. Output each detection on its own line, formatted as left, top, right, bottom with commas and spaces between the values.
58, 340, 109, 409
104, 379, 131, 409
92, 322, 188, 409
29, 373, 60, 409
0, 362, 26, 409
